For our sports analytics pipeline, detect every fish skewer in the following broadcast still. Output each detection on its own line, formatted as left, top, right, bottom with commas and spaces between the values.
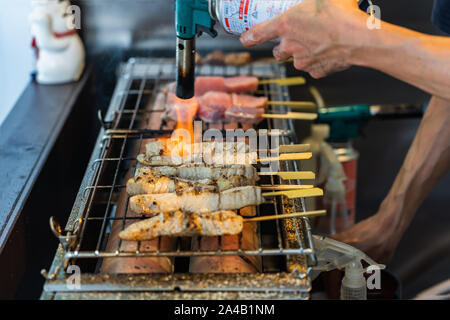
129, 163, 315, 196
161, 79, 314, 124
118, 209, 327, 242
137, 151, 312, 166
133, 163, 258, 182
144, 140, 310, 155
129, 185, 323, 216
138, 141, 313, 166
127, 166, 256, 196
194, 75, 306, 96
137, 153, 258, 168
129, 186, 263, 216
119, 210, 243, 241
128, 173, 313, 196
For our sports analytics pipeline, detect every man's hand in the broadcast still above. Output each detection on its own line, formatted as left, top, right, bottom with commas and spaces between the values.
334, 96, 450, 264
240, 0, 370, 78
331, 209, 401, 264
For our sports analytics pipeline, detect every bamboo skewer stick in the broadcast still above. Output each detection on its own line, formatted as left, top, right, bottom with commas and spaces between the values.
255, 90, 289, 96
262, 112, 318, 120
267, 101, 316, 108
259, 76, 306, 86
258, 152, 312, 162
277, 144, 310, 153
260, 184, 315, 190
244, 210, 326, 222
268, 101, 317, 112
262, 187, 323, 199
258, 171, 316, 180
259, 143, 310, 154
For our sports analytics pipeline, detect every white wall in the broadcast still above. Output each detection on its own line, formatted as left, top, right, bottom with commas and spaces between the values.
0, 1, 33, 125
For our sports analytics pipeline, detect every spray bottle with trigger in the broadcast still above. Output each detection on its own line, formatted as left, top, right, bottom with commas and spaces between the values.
311, 235, 386, 300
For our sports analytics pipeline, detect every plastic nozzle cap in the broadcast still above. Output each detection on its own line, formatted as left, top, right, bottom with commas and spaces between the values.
311, 124, 330, 140
344, 260, 365, 283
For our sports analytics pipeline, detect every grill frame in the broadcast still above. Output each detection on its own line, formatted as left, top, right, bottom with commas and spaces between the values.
41, 58, 317, 300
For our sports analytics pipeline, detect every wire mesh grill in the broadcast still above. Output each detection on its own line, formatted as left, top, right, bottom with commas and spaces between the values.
42, 58, 316, 299
64, 58, 315, 262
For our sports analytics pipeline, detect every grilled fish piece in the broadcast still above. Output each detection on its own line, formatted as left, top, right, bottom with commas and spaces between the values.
202, 152, 258, 166
137, 152, 257, 166
127, 167, 214, 196
139, 141, 256, 166
189, 206, 260, 274
145, 140, 165, 158
141, 165, 177, 177
130, 193, 181, 216
144, 141, 250, 157
118, 210, 243, 241
219, 186, 263, 211
198, 91, 233, 123
127, 167, 254, 196
216, 175, 249, 191
176, 164, 257, 181
194, 76, 258, 96
137, 154, 183, 166
126, 173, 175, 196
225, 106, 265, 124
119, 211, 190, 241
134, 163, 257, 183
191, 211, 243, 236
178, 189, 220, 213
129, 186, 263, 216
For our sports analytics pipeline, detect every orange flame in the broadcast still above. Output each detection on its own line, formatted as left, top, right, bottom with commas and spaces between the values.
168, 96, 198, 158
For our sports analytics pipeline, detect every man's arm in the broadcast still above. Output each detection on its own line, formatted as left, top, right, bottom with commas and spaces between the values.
352, 24, 450, 101
238, 0, 450, 262
333, 96, 450, 263
240, 0, 450, 100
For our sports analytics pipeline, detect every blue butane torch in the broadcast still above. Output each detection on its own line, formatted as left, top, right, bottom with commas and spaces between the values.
175, 0, 217, 99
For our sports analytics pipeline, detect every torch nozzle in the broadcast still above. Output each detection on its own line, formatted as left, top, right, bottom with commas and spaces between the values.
176, 37, 195, 99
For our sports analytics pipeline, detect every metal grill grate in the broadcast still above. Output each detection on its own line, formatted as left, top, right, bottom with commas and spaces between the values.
42, 58, 316, 300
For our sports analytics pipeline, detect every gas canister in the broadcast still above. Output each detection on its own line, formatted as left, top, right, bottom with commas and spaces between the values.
208, 0, 370, 36
208, 0, 303, 35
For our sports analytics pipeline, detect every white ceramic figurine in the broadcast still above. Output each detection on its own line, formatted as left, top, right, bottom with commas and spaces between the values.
30, 0, 85, 84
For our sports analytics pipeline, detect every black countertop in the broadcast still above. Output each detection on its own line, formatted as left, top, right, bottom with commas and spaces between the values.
0, 72, 90, 251
0, 68, 103, 299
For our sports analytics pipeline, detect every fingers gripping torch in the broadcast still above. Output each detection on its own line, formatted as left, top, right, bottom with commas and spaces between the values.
175, 0, 217, 99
